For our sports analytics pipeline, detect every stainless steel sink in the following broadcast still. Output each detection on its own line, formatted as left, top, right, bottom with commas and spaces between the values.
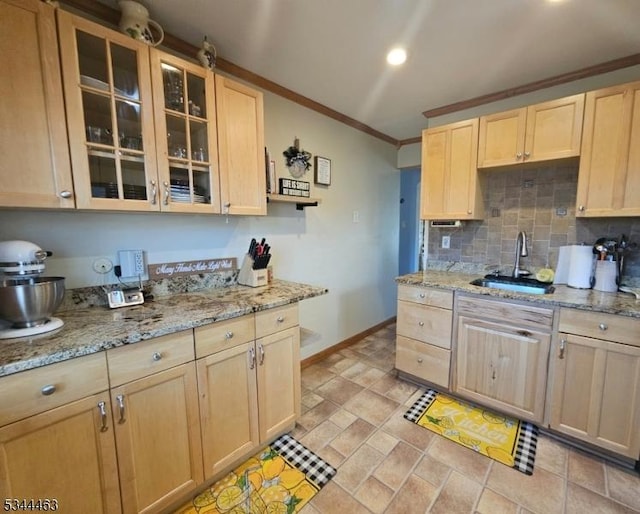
470, 275, 555, 295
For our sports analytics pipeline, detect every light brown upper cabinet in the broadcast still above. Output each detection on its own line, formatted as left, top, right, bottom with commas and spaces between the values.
0, 0, 74, 209
478, 94, 584, 168
150, 50, 221, 213
58, 10, 160, 211
576, 81, 640, 217
215, 76, 267, 216
420, 119, 483, 220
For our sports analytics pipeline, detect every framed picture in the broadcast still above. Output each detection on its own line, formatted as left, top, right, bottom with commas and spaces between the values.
314, 156, 331, 186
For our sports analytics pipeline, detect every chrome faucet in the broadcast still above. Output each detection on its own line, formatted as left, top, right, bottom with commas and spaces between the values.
512, 231, 529, 278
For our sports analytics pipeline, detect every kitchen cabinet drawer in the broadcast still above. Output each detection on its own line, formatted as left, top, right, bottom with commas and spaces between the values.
195, 314, 255, 358
558, 308, 640, 347
397, 284, 453, 309
456, 295, 553, 330
396, 336, 450, 388
397, 300, 452, 349
107, 330, 195, 387
0, 352, 108, 426
255, 303, 298, 338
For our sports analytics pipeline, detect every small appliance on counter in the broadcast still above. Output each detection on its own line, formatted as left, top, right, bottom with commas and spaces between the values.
0, 240, 65, 339
238, 237, 272, 287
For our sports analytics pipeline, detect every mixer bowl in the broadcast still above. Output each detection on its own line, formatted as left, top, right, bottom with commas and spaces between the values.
0, 277, 65, 328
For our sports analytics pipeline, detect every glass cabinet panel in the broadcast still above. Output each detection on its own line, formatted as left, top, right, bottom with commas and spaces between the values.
58, 10, 157, 210
153, 53, 216, 210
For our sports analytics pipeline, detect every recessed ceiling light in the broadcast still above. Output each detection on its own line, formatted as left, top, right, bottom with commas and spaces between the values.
387, 47, 407, 66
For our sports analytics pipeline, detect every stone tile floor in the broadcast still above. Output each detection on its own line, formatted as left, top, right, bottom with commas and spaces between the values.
294, 323, 640, 514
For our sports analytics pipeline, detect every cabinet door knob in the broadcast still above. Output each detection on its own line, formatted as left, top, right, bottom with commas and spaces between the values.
516, 152, 523, 160
524, 151, 530, 159
598, 323, 608, 331
276, 316, 285, 323
418, 321, 424, 327
416, 357, 423, 363
559, 339, 566, 359
419, 293, 425, 299
59, 190, 73, 199
41, 384, 56, 396
578, 205, 585, 211
225, 331, 234, 339
98, 401, 109, 432
152, 351, 162, 361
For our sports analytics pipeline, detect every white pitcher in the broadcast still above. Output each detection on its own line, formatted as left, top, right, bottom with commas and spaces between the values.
118, 0, 164, 47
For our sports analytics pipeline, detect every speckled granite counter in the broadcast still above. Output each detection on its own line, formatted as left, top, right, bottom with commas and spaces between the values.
0, 279, 327, 378
396, 270, 640, 318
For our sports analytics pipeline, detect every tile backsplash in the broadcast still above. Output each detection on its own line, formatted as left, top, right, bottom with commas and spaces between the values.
427, 162, 640, 282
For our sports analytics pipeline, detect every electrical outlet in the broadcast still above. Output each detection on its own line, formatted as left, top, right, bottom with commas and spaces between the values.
118, 250, 145, 278
352, 210, 360, 223
442, 236, 451, 249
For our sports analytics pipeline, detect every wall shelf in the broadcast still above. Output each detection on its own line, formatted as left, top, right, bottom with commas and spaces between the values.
267, 194, 320, 210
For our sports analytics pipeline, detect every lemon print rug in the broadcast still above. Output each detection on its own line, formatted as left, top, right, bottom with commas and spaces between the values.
405, 390, 538, 475
175, 434, 336, 513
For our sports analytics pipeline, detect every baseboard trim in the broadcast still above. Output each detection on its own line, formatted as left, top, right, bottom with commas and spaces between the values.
301, 317, 396, 369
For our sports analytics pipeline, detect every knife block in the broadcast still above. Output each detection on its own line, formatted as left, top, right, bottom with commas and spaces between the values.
238, 254, 268, 287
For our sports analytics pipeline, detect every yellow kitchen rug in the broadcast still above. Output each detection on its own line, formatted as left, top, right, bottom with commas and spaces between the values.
404, 390, 538, 475
174, 434, 336, 513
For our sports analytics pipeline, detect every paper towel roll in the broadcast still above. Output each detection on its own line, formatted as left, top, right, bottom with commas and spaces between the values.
567, 245, 594, 289
553, 245, 571, 285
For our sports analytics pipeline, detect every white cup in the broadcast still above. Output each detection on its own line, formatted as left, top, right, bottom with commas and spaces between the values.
593, 260, 618, 292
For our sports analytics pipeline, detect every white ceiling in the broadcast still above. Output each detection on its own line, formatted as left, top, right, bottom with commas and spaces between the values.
107, 0, 640, 142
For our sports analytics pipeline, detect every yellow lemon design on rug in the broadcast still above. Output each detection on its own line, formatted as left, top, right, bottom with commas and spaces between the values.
266, 501, 288, 514
262, 484, 289, 504
279, 468, 305, 489
216, 485, 244, 511
262, 456, 286, 480
247, 470, 263, 492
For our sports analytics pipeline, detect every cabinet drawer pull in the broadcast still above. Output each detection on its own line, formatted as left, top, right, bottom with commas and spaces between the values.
98, 401, 109, 432
276, 316, 285, 323
416, 357, 423, 363
116, 394, 126, 424
516, 152, 523, 160
59, 190, 72, 199
419, 293, 425, 299
418, 321, 424, 327
225, 331, 234, 339
152, 351, 162, 361
524, 151, 530, 159
248, 347, 256, 369
598, 323, 608, 331
559, 339, 566, 359
258, 343, 265, 365
41, 384, 56, 396
578, 205, 585, 212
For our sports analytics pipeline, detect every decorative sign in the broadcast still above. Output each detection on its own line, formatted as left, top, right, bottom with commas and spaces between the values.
314, 156, 331, 186
149, 258, 237, 278
278, 178, 311, 197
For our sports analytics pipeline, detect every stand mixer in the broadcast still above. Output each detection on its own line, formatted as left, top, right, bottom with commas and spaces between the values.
0, 240, 65, 339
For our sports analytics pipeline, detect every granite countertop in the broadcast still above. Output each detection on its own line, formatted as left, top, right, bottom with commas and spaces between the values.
0, 279, 328, 378
396, 270, 640, 318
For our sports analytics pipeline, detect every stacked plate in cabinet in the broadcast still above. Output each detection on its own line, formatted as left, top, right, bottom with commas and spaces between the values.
170, 180, 208, 203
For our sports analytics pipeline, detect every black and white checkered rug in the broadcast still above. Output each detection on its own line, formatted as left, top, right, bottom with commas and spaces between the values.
272, 433, 337, 488
405, 389, 539, 475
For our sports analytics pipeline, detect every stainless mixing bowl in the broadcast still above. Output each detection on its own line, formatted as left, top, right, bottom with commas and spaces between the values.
0, 277, 65, 328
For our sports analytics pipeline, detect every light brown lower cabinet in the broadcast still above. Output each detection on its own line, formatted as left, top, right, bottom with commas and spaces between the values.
549, 308, 640, 459
196, 305, 301, 480
453, 295, 553, 424
0, 353, 121, 513
0, 392, 122, 513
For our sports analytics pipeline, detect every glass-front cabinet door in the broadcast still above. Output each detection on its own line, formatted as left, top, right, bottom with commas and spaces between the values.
57, 11, 159, 211
150, 50, 220, 213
